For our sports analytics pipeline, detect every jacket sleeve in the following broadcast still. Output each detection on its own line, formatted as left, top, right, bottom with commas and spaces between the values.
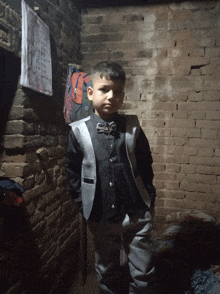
66, 128, 83, 213
134, 127, 157, 206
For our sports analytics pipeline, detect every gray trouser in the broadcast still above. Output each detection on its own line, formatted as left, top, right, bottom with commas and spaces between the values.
88, 209, 155, 294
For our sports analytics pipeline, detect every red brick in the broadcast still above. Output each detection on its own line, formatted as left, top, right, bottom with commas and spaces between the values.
82, 52, 108, 62
205, 203, 220, 218
123, 14, 144, 22
166, 146, 184, 156
185, 192, 217, 203
167, 47, 204, 58
188, 92, 203, 102
181, 164, 196, 174
1, 162, 29, 177
172, 111, 188, 119
202, 129, 218, 139
165, 119, 195, 128
163, 190, 186, 199
188, 138, 219, 149
151, 145, 165, 154
176, 173, 186, 181
142, 119, 165, 128
155, 206, 180, 218
171, 93, 188, 101
205, 48, 220, 58
206, 111, 220, 120
188, 111, 206, 120
164, 181, 180, 190
183, 147, 198, 156
25, 183, 53, 201
171, 9, 192, 22
196, 119, 220, 129
45, 200, 61, 216
0, 153, 26, 163
153, 153, 189, 164
45, 209, 61, 228
180, 180, 211, 193
215, 149, 220, 157
152, 102, 177, 111
155, 198, 164, 207
5, 120, 35, 135
154, 172, 176, 181
155, 111, 173, 120
204, 78, 220, 90
171, 128, 200, 138
154, 93, 172, 102
152, 163, 166, 172
191, 69, 202, 76
23, 175, 35, 190
202, 57, 220, 75
185, 174, 216, 185
203, 91, 220, 101
211, 185, 220, 195
179, 101, 220, 112
166, 164, 181, 173
153, 180, 165, 190
33, 221, 46, 235
30, 210, 45, 225
177, 38, 215, 48
198, 148, 214, 157
156, 189, 165, 198
155, 137, 175, 147
190, 155, 220, 166
165, 198, 206, 210
170, 76, 203, 92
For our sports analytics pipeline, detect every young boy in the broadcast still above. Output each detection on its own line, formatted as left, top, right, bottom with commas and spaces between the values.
66, 61, 156, 294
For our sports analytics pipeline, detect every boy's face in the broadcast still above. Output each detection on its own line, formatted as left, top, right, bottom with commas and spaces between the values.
87, 74, 125, 120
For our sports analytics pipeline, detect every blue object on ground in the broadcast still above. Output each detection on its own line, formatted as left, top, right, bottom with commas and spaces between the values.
185, 269, 220, 294
0, 177, 24, 200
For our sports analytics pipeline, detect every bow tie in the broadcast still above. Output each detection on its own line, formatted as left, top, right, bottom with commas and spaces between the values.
96, 122, 117, 135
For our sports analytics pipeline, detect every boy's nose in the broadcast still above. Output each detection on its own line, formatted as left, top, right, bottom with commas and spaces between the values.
107, 90, 114, 99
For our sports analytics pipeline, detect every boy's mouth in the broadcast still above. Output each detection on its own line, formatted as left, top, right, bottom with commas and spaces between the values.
104, 104, 114, 107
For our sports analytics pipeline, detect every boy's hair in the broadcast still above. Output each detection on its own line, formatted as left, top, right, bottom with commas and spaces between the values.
91, 61, 126, 85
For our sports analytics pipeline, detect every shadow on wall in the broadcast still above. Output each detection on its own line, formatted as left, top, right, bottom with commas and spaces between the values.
0, 205, 49, 294
151, 218, 220, 294
0, 32, 66, 137
0, 47, 20, 146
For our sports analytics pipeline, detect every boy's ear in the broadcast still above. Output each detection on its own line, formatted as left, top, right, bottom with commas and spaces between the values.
87, 87, 93, 101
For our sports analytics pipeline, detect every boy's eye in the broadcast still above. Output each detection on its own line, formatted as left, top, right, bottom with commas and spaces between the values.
99, 88, 123, 95
100, 88, 109, 93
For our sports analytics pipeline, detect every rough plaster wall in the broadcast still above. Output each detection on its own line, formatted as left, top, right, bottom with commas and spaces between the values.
81, 0, 220, 220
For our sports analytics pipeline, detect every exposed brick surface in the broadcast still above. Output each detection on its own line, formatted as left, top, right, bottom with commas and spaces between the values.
1, 0, 220, 292
0, 0, 81, 292
81, 0, 220, 222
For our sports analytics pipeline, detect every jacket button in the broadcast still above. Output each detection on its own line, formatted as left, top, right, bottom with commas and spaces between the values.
110, 158, 113, 162
112, 204, 115, 208
109, 182, 113, 187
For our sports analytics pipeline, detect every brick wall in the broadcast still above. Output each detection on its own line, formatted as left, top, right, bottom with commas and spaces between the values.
0, 0, 81, 292
81, 0, 220, 220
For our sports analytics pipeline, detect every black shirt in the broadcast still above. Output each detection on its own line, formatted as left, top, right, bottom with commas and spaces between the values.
66, 112, 156, 221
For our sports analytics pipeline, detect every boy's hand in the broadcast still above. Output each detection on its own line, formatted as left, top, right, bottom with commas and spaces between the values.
149, 193, 156, 207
